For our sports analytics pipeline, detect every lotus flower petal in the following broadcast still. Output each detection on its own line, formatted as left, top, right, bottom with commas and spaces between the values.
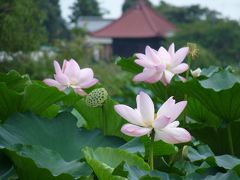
43, 79, 65, 90
133, 68, 158, 82
77, 68, 94, 84
157, 97, 187, 123
168, 43, 175, 57
136, 92, 154, 123
135, 59, 155, 68
80, 78, 98, 88
171, 63, 189, 74
144, 72, 163, 83
121, 123, 152, 137
54, 73, 69, 86
155, 127, 191, 144
64, 59, 81, 78
173, 47, 189, 66
153, 115, 171, 129
145, 46, 161, 64
166, 121, 180, 128
114, 105, 145, 126
74, 88, 87, 96
163, 70, 174, 85
54, 61, 62, 75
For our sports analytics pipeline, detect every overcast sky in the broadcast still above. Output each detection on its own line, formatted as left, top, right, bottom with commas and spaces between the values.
60, 0, 240, 21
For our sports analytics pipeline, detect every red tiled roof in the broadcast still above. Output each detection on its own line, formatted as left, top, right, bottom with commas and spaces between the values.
92, 0, 176, 38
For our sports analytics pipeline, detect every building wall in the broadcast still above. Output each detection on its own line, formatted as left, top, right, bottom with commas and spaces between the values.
112, 37, 163, 57
77, 17, 113, 32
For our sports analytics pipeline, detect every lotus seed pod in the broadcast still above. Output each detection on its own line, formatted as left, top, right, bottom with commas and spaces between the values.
85, 88, 108, 107
187, 42, 199, 60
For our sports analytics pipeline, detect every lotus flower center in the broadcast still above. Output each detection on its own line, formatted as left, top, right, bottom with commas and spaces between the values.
70, 77, 78, 85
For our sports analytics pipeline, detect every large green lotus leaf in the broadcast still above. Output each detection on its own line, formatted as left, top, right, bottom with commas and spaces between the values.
200, 66, 221, 78
202, 170, 239, 180
113, 163, 181, 180
186, 97, 221, 128
0, 152, 17, 180
173, 161, 200, 176
0, 83, 22, 122
0, 112, 127, 179
0, 112, 125, 161
116, 56, 143, 74
83, 147, 150, 180
3, 144, 92, 180
141, 136, 177, 157
189, 121, 240, 156
119, 137, 145, 155
171, 70, 240, 123
21, 83, 65, 114
75, 98, 126, 138
187, 144, 240, 173
0, 70, 31, 93
187, 145, 214, 162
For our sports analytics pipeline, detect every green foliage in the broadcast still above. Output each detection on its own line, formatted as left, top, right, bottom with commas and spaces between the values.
122, 0, 152, 12
83, 147, 150, 179
153, 1, 240, 66
168, 20, 240, 65
0, 0, 47, 52
0, 112, 126, 179
75, 98, 126, 138
155, 1, 219, 24
92, 61, 133, 97
70, 0, 102, 23
37, 0, 70, 42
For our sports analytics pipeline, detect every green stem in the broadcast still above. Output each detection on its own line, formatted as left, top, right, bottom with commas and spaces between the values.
101, 105, 107, 135
183, 56, 192, 126
148, 131, 155, 170
227, 125, 234, 155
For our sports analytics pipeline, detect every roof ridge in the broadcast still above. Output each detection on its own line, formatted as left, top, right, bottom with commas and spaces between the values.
91, 7, 134, 37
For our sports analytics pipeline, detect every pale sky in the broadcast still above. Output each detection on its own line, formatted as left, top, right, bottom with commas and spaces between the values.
60, 0, 240, 22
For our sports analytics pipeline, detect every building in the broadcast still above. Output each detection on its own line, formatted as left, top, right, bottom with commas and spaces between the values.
76, 17, 113, 61
91, 0, 176, 57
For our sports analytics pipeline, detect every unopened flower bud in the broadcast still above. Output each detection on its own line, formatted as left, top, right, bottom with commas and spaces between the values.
182, 145, 189, 160
190, 68, 202, 77
187, 43, 199, 60
85, 88, 108, 107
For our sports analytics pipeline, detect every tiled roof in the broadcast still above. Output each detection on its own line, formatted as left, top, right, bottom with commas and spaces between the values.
92, 0, 176, 38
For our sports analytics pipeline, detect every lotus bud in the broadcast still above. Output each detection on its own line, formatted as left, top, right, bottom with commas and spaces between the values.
187, 43, 199, 60
182, 145, 189, 160
85, 88, 108, 107
190, 68, 202, 77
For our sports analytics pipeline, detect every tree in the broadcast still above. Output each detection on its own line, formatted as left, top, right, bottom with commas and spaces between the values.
0, 0, 47, 52
70, 0, 102, 23
167, 20, 240, 65
155, 1, 220, 24
122, 0, 152, 12
37, 0, 70, 42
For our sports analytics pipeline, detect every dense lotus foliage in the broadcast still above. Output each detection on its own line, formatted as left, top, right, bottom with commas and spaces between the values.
1, 43, 240, 179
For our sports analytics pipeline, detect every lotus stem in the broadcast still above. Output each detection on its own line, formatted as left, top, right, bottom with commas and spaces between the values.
227, 125, 234, 155
148, 131, 155, 170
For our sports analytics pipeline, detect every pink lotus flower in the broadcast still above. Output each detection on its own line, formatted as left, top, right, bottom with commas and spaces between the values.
114, 92, 191, 144
44, 59, 98, 96
134, 43, 189, 85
